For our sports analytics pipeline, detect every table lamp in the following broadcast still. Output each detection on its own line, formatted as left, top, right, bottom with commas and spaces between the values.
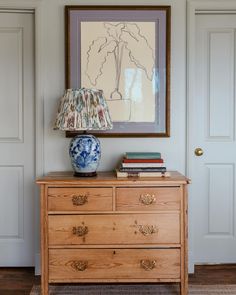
54, 88, 113, 176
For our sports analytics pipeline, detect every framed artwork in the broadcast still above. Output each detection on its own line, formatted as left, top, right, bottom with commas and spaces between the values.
65, 5, 170, 137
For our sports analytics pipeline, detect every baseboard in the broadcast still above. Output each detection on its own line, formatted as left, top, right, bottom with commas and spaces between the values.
35, 253, 40, 275
188, 261, 195, 273
188, 249, 195, 273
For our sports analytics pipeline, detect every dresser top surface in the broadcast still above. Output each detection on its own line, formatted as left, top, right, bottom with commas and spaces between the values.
36, 171, 190, 185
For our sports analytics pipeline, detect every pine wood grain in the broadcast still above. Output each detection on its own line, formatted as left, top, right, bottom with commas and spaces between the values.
0, 264, 236, 294
48, 213, 180, 245
37, 171, 189, 295
48, 187, 113, 211
180, 184, 188, 295
40, 184, 48, 295
37, 171, 190, 185
49, 248, 180, 281
116, 187, 181, 211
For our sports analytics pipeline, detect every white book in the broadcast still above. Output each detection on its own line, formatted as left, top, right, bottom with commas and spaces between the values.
115, 169, 171, 178
122, 162, 164, 168
139, 171, 171, 177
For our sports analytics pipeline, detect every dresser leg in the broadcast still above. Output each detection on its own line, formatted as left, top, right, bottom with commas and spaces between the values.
41, 277, 48, 295
40, 184, 49, 295
180, 281, 188, 295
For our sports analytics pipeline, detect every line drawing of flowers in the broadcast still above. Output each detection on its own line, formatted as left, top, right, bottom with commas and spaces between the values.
85, 22, 155, 101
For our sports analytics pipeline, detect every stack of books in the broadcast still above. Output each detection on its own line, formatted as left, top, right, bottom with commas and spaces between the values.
116, 152, 170, 177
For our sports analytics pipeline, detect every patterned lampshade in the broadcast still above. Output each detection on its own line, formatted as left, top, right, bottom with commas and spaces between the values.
54, 88, 113, 131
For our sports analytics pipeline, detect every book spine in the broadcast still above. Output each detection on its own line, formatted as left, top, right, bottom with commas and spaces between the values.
122, 162, 164, 168
123, 158, 164, 163
115, 170, 139, 177
138, 171, 171, 177
125, 152, 161, 159
116, 170, 171, 178
119, 167, 167, 172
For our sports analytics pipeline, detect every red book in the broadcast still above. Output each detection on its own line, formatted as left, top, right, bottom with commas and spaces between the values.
123, 158, 164, 163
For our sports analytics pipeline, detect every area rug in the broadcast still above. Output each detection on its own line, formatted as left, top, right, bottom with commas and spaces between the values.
30, 284, 236, 294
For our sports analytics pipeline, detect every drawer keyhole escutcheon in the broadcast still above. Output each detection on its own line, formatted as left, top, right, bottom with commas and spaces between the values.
140, 259, 156, 271
72, 195, 88, 206
139, 194, 156, 205
72, 225, 88, 237
72, 260, 88, 271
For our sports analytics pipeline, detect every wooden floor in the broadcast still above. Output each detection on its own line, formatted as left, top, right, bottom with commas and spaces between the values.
0, 265, 236, 294
0, 268, 39, 295
189, 264, 236, 285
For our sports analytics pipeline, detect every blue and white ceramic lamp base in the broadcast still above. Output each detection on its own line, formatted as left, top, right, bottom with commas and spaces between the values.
69, 134, 101, 177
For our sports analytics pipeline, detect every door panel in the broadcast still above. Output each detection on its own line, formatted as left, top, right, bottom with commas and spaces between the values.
207, 164, 234, 235
0, 12, 35, 266
0, 27, 23, 140
190, 14, 236, 263
207, 30, 234, 139
0, 166, 24, 238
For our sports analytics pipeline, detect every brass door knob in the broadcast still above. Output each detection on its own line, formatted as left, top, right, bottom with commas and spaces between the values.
195, 148, 204, 156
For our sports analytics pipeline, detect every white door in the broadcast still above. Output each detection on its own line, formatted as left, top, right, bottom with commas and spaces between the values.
189, 13, 236, 263
0, 11, 35, 266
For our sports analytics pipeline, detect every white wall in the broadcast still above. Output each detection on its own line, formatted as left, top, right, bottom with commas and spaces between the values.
0, 0, 187, 272
39, 1, 186, 272
41, 0, 186, 175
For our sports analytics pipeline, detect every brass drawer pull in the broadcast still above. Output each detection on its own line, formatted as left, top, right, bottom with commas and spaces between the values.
72, 195, 88, 206
72, 226, 88, 237
139, 194, 156, 205
72, 260, 88, 271
140, 259, 156, 271
138, 224, 158, 236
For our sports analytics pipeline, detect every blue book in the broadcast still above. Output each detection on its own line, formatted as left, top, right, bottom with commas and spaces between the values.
125, 152, 161, 159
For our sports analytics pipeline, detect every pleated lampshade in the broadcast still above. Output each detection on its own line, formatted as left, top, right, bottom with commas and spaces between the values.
54, 88, 113, 131
54, 88, 113, 177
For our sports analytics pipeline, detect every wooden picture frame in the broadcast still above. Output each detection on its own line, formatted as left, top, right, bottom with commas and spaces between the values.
65, 5, 171, 137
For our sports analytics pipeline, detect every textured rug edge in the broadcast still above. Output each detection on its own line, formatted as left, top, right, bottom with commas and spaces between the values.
30, 284, 236, 295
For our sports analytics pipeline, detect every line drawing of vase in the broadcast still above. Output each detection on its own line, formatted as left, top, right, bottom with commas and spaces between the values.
85, 22, 155, 122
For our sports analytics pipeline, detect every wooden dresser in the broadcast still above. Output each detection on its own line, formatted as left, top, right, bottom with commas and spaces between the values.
37, 171, 189, 295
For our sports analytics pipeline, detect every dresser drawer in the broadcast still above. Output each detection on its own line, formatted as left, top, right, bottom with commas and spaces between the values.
49, 248, 180, 281
116, 187, 181, 211
48, 213, 180, 245
48, 187, 113, 211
